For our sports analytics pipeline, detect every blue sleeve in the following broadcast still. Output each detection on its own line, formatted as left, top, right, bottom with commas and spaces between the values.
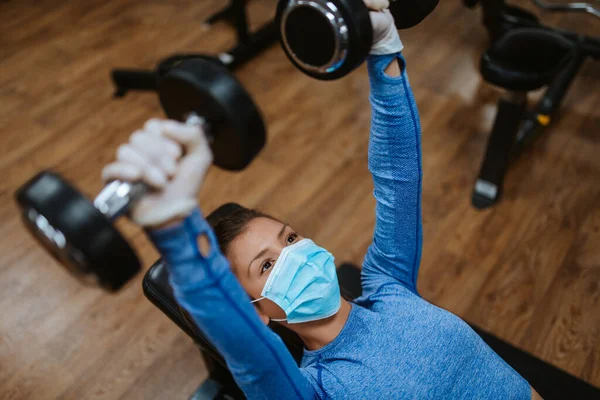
362, 53, 424, 297
148, 209, 317, 400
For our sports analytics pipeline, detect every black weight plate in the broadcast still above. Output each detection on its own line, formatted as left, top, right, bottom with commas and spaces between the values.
158, 58, 266, 171
284, 6, 337, 67
390, 0, 439, 30
277, 0, 373, 81
15, 171, 140, 292
156, 53, 224, 80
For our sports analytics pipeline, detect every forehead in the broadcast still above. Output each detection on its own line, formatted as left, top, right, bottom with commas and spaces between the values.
228, 217, 285, 269
237, 217, 284, 248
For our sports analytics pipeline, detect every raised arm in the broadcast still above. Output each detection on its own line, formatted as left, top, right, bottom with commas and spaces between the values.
148, 211, 317, 399
101, 120, 317, 400
361, 49, 424, 296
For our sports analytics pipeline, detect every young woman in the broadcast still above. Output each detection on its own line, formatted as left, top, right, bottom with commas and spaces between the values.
102, 2, 540, 398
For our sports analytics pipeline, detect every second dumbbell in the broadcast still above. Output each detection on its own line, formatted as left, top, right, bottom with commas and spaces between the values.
277, 0, 439, 80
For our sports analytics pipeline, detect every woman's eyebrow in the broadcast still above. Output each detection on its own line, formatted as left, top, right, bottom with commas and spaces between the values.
248, 248, 268, 276
246, 225, 289, 276
278, 224, 289, 240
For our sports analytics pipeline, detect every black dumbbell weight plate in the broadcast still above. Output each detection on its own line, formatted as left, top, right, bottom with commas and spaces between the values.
283, 6, 337, 67
390, 0, 440, 30
156, 53, 224, 81
277, 0, 373, 80
15, 171, 140, 291
159, 58, 266, 171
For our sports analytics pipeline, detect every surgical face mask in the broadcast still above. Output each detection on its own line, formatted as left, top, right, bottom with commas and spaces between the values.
251, 239, 341, 324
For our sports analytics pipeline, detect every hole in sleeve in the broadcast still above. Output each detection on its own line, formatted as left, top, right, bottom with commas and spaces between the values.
197, 233, 212, 258
383, 55, 406, 78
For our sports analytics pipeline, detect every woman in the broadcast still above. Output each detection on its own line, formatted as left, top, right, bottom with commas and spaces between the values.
102, 2, 540, 398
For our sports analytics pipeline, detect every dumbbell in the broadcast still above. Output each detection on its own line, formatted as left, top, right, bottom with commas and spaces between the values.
15, 58, 266, 292
277, 0, 440, 80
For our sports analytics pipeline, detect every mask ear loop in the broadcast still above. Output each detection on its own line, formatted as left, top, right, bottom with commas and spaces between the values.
250, 297, 288, 322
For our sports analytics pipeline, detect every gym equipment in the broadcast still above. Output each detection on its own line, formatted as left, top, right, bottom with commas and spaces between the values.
144, 203, 600, 400
533, 0, 600, 19
15, 59, 266, 291
465, 0, 599, 41
112, 0, 278, 97
389, 0, 441, 29
277, 0, 439, 80
465, 0, 599, 209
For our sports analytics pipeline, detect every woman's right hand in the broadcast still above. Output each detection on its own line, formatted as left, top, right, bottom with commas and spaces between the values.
101, 118, 213, 228
365, 0, 404, 56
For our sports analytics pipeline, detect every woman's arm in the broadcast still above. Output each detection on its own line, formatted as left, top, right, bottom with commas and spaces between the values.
102, 118, 317, 399
361, 52, 424, 297
148, 209, 317, 400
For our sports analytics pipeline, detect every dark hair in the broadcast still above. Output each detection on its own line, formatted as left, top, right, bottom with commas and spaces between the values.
212, 208, 275, 257
180, 207, 274, 335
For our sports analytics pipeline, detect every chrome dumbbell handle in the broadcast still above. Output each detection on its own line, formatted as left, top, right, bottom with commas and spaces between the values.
93, 113, 208, 220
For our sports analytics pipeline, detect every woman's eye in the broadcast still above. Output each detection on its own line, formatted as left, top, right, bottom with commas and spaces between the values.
260, 260, 273, 274
286, 232, 298, 244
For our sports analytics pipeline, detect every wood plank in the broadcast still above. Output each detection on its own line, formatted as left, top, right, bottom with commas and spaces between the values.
464, 109, 600, 342
521, 193, 600, 383
1, 0, 600, 397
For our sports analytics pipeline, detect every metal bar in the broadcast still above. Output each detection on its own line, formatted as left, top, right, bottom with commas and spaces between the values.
232, 0, 251, 43
111, 69, 157, 97
532, 0, 600, 19
512, 46, 587, 153
535, 47, 587, 116
205, 1, 235, 25
218, 21, 278, 70
94, 114, 207, 220
472, 93, 527, 209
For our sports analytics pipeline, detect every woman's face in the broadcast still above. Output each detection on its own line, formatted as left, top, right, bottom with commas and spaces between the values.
226, 217, 304, 321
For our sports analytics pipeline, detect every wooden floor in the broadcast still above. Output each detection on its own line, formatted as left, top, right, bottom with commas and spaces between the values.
1, 0, 599, 398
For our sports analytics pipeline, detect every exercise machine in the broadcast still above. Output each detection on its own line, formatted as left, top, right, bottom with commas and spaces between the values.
466, 0, 599, 209
111, 0, 278, 97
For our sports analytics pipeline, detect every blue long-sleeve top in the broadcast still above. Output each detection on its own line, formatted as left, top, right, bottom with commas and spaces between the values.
149, 54, 531, 399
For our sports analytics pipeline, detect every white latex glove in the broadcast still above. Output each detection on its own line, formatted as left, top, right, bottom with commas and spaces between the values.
366, 1, 404, 55
364, 0, 388, 11
101, 118, 213, 228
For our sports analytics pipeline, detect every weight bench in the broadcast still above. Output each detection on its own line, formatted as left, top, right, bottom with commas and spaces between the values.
143, 203, 600, 399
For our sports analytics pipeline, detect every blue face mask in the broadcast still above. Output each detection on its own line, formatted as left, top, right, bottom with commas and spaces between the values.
251, 239, 341, 324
